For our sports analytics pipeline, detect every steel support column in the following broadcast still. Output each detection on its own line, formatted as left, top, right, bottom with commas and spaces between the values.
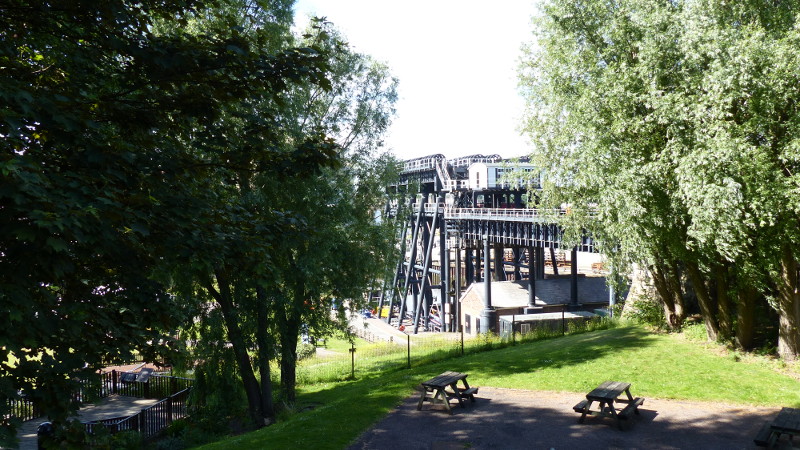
480, 236, 497, 334
397, 203, 425, 326
570, 247, 578, 308
413, 206, 440, 334
439, 207, 449, 332
455, 246, 462, 331
494, 244, 504, 281
380, 213, 409, 321
527, 245, 536, 311
550, 247, 559, 276
466, 249, 474, 284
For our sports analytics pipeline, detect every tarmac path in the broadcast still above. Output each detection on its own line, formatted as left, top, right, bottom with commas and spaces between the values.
348, 387, 789, 450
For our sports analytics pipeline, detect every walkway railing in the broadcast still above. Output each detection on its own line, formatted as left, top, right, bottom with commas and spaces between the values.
6, 396, 40, 423
445, 207, 567, 222
103, 370, 193, 399
84, 387, 191, 440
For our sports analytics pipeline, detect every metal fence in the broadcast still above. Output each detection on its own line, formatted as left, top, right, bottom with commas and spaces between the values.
103, 371, 193, 399
6, 396, 40, 423
84, 387, 191, 440
298, 317, 616, 384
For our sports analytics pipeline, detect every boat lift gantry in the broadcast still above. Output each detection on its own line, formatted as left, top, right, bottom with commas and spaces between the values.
377, 154, 596, 334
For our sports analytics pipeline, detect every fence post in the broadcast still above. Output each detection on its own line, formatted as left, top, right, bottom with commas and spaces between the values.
460, 325, 464, 356
406, 334, 411, 369
562, 306, 566, 335
171, 377, 177, 396
112, 370, 117, 395
349, 344, 356, 379
167, 397, 173, 425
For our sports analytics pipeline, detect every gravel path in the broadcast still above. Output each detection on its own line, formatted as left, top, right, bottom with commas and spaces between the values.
348, 387, 793, 450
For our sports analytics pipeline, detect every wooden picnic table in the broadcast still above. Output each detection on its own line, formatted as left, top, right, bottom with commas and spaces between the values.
417, 371, 478, 415
574, 381, 644, 430
755, 407, 800, 448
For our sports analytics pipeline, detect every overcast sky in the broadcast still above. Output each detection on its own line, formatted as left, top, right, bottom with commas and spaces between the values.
293, 1, 538, 161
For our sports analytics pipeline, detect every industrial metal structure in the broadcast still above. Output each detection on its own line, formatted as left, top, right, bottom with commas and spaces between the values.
378, 154, 599, 335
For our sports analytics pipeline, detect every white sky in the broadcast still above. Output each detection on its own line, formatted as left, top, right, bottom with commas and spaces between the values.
293, 0, 538, 161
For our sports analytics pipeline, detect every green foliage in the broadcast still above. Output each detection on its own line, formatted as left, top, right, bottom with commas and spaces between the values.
519, 0, 800, 354
1, 0, 344, 442
296, 343, 316, 361
623, 296, 667, 330
109, 430, 143, 450
189, 362, 248, 432
682, 322, 708, 342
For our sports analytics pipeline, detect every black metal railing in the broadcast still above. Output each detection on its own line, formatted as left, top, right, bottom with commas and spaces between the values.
5, 396, 40, 423
84, 387, 192, 440
10, 371, 192, 425
103, 371, 193, 399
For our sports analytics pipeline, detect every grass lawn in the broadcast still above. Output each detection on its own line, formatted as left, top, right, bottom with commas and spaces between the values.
196, 324, 800, 449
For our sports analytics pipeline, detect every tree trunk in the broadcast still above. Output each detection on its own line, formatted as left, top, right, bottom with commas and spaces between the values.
736, 286, 757, 351
777, 247, 800, 360
256, 287, 275, 423
204, 270, 265, 428
279, 312, 300, 402
650, 261, 682, 329
715, 265, 733, 342
685, 261, 719, 342
666, 260, 686, 322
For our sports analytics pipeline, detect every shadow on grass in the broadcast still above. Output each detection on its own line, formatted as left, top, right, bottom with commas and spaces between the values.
419, 325, 656, 380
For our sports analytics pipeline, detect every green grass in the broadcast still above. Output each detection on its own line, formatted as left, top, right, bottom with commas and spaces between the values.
195, 324, 800, 449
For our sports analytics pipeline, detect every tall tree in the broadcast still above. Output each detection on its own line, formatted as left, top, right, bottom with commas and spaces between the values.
0, 0, 335, 444
520, 0, 800, 357
268, 23, 399, 402
176, 17, 398, 426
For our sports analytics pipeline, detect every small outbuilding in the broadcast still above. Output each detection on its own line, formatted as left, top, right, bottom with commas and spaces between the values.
459, 278, 612, 335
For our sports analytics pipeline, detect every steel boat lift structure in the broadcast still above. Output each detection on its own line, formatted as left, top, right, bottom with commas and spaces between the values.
377, 154, 597, 335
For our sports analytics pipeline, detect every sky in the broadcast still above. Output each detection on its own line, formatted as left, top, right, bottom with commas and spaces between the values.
292, 1, 539, 161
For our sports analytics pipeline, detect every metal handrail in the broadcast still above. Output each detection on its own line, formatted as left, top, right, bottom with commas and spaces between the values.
444, 207, 566, 221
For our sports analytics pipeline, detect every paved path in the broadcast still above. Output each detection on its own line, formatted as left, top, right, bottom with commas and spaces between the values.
349, 387, 787, 450
11, 395, 159, 450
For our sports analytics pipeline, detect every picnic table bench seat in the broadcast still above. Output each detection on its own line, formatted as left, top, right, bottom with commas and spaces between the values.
573, 399, 589, 413
617, 397, 644, 419
754, 421, 777, 448
458, 387, 479, 402
755, 407, 800, 448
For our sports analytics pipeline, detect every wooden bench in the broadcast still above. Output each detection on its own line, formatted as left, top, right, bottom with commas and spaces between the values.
754, 421, 777, 448
458, 387, 479, 402
755, 408, 800, 448
617, 398, 644, 419
573, 399, 589, 413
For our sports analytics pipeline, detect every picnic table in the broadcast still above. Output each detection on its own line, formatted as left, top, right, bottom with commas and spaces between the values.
417, 371, 478, 415
573, 381, 644, 430
755, 407, 800, 448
